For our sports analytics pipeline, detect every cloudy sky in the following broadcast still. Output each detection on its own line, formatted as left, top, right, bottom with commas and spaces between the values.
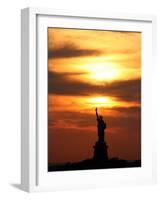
48, 28, 141, 164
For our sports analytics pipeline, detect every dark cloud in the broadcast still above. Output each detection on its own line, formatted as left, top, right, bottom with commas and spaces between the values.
49, 111, 95, 128
48, 71, 141, 103
48, 43, 100, 59
111, 106, 141, 115
49, 106, 141, 131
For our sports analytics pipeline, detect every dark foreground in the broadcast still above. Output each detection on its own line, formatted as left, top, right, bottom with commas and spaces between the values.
48, 158, 141, 172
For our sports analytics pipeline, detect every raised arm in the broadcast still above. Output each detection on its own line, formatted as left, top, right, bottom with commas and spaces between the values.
95, 108, 99, 120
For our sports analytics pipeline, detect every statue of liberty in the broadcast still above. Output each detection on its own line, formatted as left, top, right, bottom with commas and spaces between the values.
95, 108, 106, 142
93, 107, 108, 161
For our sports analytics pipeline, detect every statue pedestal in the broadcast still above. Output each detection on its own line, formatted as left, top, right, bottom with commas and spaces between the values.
93, 141, 108, 162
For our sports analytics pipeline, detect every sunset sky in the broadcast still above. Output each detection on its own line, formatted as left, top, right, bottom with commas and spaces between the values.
48, 28, 141, 164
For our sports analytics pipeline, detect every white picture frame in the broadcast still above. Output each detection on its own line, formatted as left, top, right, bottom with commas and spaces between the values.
21, 7, 157, 192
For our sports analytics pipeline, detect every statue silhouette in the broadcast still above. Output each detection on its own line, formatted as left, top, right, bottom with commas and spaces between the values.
95, 108, 106, 142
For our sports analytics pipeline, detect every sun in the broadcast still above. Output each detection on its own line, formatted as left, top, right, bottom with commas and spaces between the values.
85, 62, 120, 83
86, 96, 115, 108
90, 97, 108, 104
93, 70, 117, 81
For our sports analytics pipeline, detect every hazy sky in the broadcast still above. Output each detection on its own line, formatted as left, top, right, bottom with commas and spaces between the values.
48, 28, 141, 164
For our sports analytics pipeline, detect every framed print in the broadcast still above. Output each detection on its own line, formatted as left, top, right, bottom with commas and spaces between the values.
21, 8, 156, 192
